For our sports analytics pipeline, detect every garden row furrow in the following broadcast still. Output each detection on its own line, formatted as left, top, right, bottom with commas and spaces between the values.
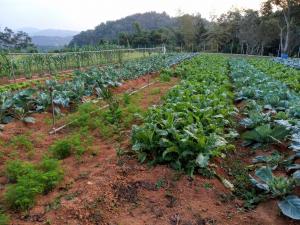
131, 54, 236, 176
273, 58, 300, 70
0, 53, 196, 125
229, 58, 300, 220
247, 57, 300, 93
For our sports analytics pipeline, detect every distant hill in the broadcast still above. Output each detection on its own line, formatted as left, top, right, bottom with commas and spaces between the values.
18, 27, 41, 35
19, 28, 79, 37
70, 12, 177, 46
33, 29, 79, 37
31, 36, 73, 47
17, 28, 79, 50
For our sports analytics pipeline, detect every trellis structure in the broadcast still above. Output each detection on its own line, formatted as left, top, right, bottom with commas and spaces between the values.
0, 47, 164, 80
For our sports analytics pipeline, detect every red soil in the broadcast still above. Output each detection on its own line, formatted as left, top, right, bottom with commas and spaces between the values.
0, 74, 298, 225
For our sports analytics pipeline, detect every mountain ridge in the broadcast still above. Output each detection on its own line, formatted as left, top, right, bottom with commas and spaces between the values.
19, 27, 79, 37
70, 11, 178, 46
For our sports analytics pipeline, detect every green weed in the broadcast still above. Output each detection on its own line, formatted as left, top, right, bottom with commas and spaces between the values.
159, 68, 173, 82
122, 103, 142, 128
98, 122, 115, 138
123, 93, 131, 105
0, 213, 9, 225
68, 102, 100, 129
155, 178, 166, 189
44, 117, 53, 126
150, 87, 161, 95
225, 160, 262, 209
104, 100, 122, 125
44, 196, 61, 212
10, 135, 33, 152
49, 139, 73, 159
5, 160, 35, 182
4, 158, 63, 211
49, 130, 92, 159
203, 182, 213, 190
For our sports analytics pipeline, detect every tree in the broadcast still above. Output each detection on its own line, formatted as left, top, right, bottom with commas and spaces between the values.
194, 14, 208, 51
238, 10, 261, 54
205, 22, 227, 52
262, 0, 300, 55
177, 14, 196, 51
118, 32, 131, 47
0, 27, 36, 52
257, 16, 280, 55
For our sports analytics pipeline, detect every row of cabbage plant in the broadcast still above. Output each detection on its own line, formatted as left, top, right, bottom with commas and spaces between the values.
230, 58, 300, 220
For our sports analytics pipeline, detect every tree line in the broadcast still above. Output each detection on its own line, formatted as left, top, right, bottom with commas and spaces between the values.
0, 27, 37, 52
70, 0, 300, 57
1, 0, 300, 56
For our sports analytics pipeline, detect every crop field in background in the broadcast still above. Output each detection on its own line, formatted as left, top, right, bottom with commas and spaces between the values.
0, 48, 161, 81
0, 52, 300, 225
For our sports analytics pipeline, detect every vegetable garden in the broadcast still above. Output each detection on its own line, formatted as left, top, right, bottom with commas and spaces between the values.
0, 52, 300, 225
0, 47, 162, 81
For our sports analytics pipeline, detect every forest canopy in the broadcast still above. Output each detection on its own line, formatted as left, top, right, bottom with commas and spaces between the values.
70, 1, 300, 56
0, 27, 36, 52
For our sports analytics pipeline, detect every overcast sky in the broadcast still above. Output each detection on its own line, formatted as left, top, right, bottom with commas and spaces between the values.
0, 0, 264, 31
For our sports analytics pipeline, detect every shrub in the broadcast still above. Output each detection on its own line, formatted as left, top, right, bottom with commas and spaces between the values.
98, 122, 115, 138
104, 100, 122, 124
37, 158, 64, 193
5, 172, 44, 210
159, 73, 171, 82
4, 158, 63, 211
49, 133, 89, 159
122, 104, 142, 128
159, 68, 172, 82
10, 135, 33, 152
68, 102, 101, 129
49, 139, 72, 159
5, 160, 35, 183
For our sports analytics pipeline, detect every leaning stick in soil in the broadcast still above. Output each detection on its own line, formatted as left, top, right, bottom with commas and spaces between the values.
49, 81, 156, 135
50, 88, 56, 129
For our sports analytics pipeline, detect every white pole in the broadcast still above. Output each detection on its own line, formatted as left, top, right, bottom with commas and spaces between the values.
163, 44, 166, 54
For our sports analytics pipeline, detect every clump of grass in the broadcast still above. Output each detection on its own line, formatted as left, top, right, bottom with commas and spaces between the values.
0, 151, 5, 160
4, 158, 63, 211
43, 117, 53, 126
150, 88, 161, 95
49, 129, 93, 160
5, 160, 35, 182
159, 68, 173, 82
155, 178, 166, 189
10, 135, 33, 152
0, 213, 9, 225
49, 139, 73, 159
68, 102, 99, 129
225, 159, 262, 209
66, 101, 119, 139
104, 101, 122, 125
123, 93, 131, 105
98, 122, 116, 138
203, 182, 213, 190
122, 103, 143, 128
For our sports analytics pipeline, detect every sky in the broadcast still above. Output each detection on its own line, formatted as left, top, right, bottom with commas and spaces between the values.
0, 0, 264, 31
